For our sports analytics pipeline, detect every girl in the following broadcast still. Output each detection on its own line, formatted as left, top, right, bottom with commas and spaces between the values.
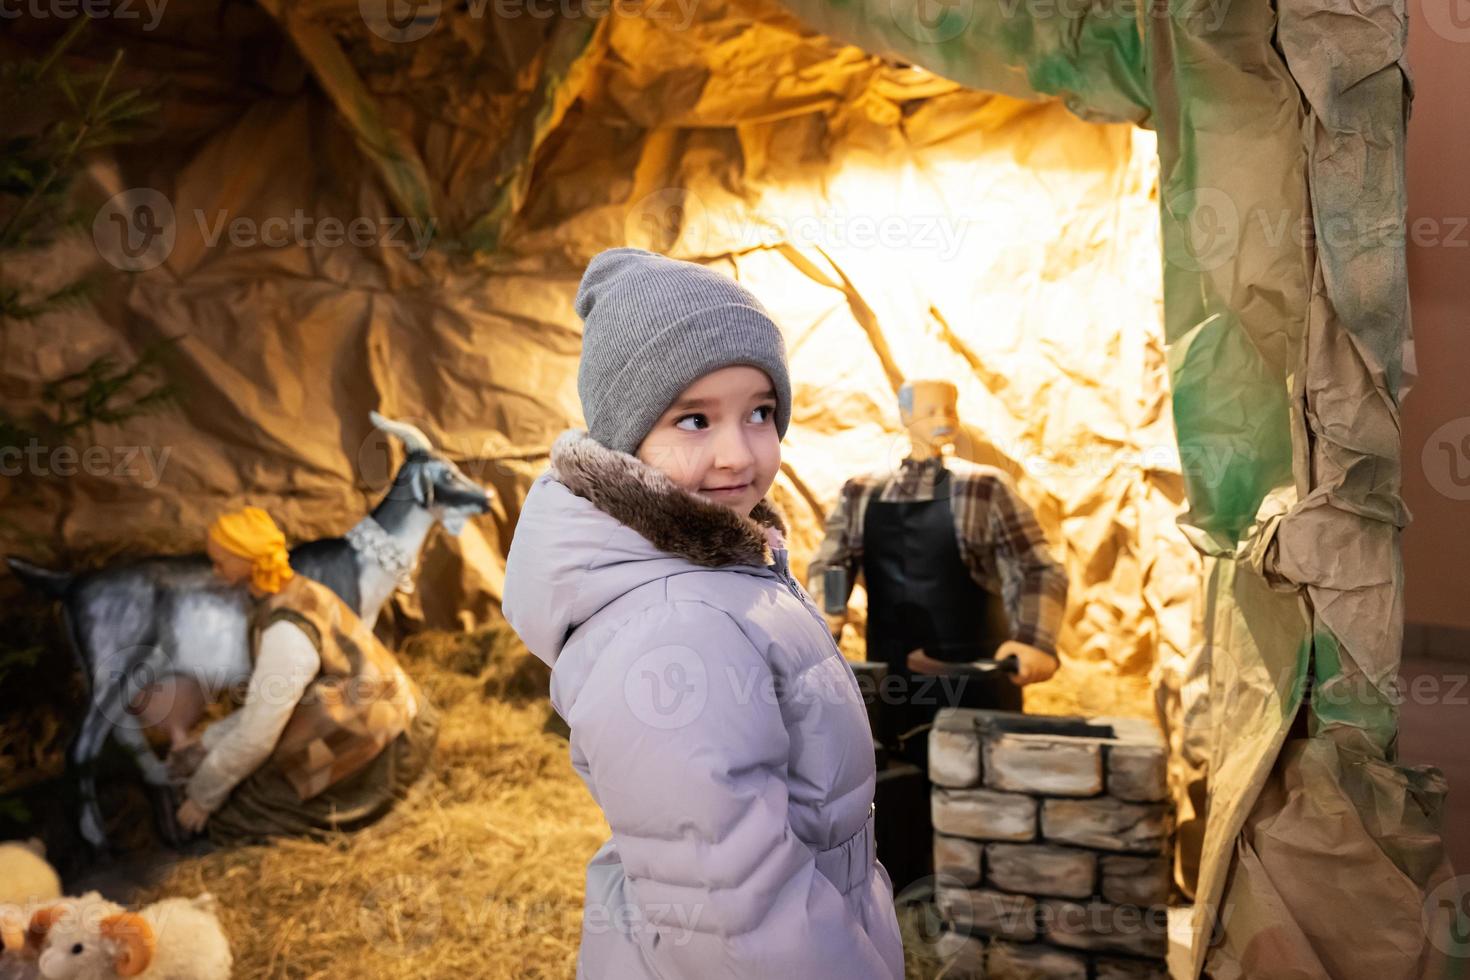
503, 248, 905, 978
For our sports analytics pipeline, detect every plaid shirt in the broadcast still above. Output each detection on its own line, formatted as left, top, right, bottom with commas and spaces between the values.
807, 454, 1068, 656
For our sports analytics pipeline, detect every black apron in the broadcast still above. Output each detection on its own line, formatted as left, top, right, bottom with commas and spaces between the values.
862, 471, 1021, 765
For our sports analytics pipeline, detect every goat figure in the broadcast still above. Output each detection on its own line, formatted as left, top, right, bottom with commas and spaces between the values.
6, 413, 493, 852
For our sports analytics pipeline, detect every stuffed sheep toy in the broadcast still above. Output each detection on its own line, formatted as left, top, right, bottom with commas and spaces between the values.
4, 895, 121, 980
26, 893, 230, 980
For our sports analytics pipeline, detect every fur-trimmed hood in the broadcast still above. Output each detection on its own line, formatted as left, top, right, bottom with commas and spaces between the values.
549, 428, 787, 567
502, 428, 791, 667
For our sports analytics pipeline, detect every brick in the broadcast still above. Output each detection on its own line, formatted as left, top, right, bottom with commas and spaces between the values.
1096, 957, 1170, 980
1099, 855, 1171, 908
985, 734, 1104, 797
1106, 744, 1168, 802
932, 710, 983, 788
1040, 798, 1168, 854
935, 834, 984, 886
986, 844, 1096, 899
986, 941, 1088, 980
934, 789, 1038, 842
936, 887, 1038, 941
934, 931, 986, 979
1039, 899, 1169, 958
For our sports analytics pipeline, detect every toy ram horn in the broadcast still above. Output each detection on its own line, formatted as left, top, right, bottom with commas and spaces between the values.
370, 411, 434, 454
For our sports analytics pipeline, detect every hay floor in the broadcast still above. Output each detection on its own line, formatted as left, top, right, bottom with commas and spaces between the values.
137, 621, 944, 979
139, 622, 604, 979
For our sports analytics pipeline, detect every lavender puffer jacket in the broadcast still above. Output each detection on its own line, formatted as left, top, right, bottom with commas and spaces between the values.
503, 429, 904, 979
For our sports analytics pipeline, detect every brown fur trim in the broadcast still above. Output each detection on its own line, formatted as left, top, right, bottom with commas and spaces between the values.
549, 429, 787, 569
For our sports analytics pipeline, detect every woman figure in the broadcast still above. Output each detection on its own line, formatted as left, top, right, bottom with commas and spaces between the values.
171, 506, 438, 846
503, 248, 905, 978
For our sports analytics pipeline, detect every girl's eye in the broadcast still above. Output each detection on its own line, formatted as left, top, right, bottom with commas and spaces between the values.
674, 413, 708, 431
749, 404, 775, 423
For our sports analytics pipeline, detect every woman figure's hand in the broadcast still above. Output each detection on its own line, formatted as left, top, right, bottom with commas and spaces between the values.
176, 798, 210, 834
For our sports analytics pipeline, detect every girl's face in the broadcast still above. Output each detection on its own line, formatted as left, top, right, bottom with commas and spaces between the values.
636, 365, 781, 518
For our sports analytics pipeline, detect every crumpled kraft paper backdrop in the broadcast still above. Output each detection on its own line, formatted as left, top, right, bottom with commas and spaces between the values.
0, 0, 1195, 721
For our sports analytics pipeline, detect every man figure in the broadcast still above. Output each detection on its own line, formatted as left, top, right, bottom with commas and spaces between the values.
809, 380, 1069, 769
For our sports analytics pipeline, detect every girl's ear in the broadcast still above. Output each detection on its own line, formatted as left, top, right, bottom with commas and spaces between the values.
25, 905, 64, 955
100, 913, 155, 977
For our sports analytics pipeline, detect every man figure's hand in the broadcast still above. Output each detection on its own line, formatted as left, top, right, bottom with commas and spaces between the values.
998, 640, 1059, 686
823, 610, 848, 639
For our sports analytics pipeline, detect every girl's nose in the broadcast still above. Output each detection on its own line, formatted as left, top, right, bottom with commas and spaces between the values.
711, 421, 755, 474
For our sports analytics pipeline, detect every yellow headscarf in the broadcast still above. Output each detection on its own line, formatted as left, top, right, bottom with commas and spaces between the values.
208, 506, 295, 595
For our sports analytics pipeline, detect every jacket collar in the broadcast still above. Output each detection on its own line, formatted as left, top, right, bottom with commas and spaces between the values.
549, 428, 787, 569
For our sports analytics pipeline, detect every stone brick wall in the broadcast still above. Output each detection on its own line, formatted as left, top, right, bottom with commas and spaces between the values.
927, 709, 1173, 979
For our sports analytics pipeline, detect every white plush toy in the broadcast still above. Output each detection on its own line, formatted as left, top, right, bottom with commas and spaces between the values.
28, 893, 231, 980
0, 839, 66, 980
4, 895, 121, 980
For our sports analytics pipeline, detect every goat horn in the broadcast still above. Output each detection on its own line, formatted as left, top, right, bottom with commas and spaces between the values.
369, 411, 433, 454
25, 906, 63, 954
101, 913, 155, 978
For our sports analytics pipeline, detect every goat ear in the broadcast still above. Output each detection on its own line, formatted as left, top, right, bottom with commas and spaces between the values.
100, 913, 155, 977
25, 905, 64, 954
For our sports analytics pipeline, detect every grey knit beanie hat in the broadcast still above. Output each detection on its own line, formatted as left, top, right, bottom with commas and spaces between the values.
573, 247, 791, 455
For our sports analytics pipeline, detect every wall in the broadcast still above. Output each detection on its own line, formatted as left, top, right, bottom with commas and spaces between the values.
1402, 0, 1470, 634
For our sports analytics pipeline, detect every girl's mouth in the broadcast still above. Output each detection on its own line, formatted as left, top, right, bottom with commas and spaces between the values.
702, 483, 750, 496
